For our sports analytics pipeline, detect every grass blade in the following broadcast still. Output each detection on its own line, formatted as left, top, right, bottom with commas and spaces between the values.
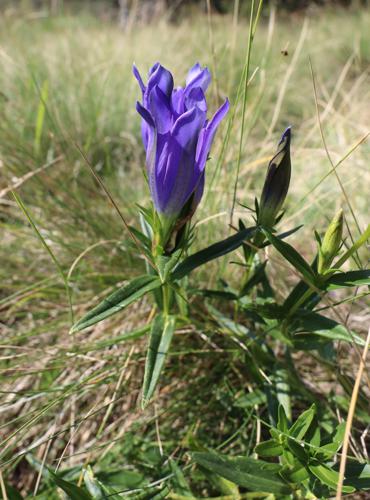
12, 190, 74, 325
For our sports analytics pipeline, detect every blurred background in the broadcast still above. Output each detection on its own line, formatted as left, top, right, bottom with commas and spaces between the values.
1, 0, 369, 21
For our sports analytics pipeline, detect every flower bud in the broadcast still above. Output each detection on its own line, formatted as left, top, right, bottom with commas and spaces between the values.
318, 209, 344, 274
258, 127, 291, 228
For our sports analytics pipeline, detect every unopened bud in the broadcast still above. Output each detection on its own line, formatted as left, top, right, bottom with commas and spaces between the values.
258, 127, 291, 228
318, 210, 344, 274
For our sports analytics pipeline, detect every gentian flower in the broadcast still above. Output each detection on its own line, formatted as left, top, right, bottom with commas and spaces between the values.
258, 127, 292, 228
133, 62, 229, 236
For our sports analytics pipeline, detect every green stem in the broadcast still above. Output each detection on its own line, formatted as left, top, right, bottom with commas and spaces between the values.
240, 229, 265, 291
281, 286, 317, 340
162, 283, 171, 317
230, 0, 264, 223
286, 288, 315, 318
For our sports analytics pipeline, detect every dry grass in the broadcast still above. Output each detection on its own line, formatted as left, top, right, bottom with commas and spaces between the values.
0, 4, 369, 496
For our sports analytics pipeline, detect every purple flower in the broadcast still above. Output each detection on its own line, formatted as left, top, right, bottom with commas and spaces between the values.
133, 62, 229, 220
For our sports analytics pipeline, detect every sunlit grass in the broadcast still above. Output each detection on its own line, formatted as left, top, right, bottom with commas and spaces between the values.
0, 5, 369, 495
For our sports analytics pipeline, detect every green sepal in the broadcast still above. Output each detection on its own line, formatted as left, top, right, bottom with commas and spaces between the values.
317, 210, 343, 274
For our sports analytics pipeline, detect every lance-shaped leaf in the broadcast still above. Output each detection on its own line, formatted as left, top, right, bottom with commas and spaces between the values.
84, 468, 121, 500
255, 439, 284, 457
262, 229, 317, 285
50, 472, 92, 500
289, 404, 315, 440
292, 311, 365, 346
168, 459, 194, 497
71, 275, 162, 333
325, 269, 370, 290
338, 462, 370, 490
191, 452, 291, 495
334, 223, 370, 268
308, 463, 355, 494
125, 484, 171, 499
260, 224, 304, 248
171, 226, 256, 281
142, 314, 176, 408
280, 463, 310, 483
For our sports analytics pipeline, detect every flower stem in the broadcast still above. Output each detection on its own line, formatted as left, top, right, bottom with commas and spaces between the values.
286, 288, 314, 318
162, 284, 171, 317
240, 229, 265, 291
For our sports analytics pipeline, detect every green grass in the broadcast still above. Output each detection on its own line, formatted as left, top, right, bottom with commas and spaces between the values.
0, 4, 369, 498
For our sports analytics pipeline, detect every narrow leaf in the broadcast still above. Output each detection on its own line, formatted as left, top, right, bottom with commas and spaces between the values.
142, 314, 176, 408
325, 270, 370, 290
260, 224, 304, 248
340, 462, 370, 490
171, 227, 256, 281
71, 275, 161, 333
334, 223, 370, 268
280, 464, 309, 483
128, 225, 152, 250
277, 404, 289, 433
289, 404, 315, 440
255, 439, 283, 457
262, 229, 317, 284
293, 311, 365, 346
169, 459, 193, 497
34, 79, 48, 155
286, 438, 309, 464
197, 289, 237, 300
191, 452, 291, 495
125, 485, 171, 499
206, 304, 255, 339
309, 463, 355, 493
51, 473, 92, 500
